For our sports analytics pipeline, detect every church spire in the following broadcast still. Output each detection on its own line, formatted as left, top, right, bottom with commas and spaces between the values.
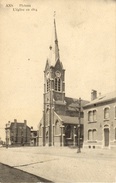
48, 12, 61, 66
53, 12, 60, 62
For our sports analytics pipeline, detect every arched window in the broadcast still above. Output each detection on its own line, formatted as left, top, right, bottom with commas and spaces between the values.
88, 111, 90, 121
93, 129, 97, 140
88, 110, 97, 122
93, 110, 97, 121
88, 130, 92, 140
104, 107, 110, 119
47, 79, 50, 92
88, 129, 97, 141
46, 107, 49, 126
54, 78, 61, 91
88, 111, 93, 122
58, 78, 61, 91
55, 78, 57, 90
55, 120, 60, 135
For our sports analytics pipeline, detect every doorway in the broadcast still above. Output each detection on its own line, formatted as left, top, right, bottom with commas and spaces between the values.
104, 128, 109, 147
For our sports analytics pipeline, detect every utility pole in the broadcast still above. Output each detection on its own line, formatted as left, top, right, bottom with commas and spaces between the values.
49, 89, 52, 146
77, 97, 81, 153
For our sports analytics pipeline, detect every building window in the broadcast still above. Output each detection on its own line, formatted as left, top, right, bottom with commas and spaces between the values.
46, 107, 49, 126
88, 111, 91, 121
58, 78, 61, 91
93, 129, 97, 140
55, 120, 60, 135
88, 110, 97, 122
104, 107, 110, 119
88, 130, 92, 140
88, 129, 97, 141
90, 111, 93, 122
54, 78, 61, 91
55, 78, 57, 90
47, 79, 50, 92
93, 110, 97, 121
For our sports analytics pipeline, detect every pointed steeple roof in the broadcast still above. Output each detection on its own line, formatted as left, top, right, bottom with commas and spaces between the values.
54, 17, 60, 62
47, 13, 62, 67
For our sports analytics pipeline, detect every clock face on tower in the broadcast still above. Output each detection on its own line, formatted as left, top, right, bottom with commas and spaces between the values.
55, 70, 61, 77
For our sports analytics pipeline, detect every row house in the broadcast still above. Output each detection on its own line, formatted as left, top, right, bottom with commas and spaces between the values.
83, 90, 116, 149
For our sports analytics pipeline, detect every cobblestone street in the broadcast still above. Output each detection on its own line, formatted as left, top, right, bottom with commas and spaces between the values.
0, 146, 116, 182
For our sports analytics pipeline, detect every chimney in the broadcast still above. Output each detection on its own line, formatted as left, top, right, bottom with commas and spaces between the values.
91, 90, 97, 101
14, 119, 17, 123
24, 120, 27, 125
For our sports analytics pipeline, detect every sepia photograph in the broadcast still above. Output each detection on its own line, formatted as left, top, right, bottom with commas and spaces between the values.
0, 0, 116, 182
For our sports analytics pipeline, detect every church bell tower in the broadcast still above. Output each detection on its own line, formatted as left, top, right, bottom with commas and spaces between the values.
43, 15, 66, 146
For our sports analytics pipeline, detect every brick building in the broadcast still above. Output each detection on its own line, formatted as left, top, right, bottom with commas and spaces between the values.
83, 90, 116, 149
5, 119, 31, 146
38, 18, 88, 147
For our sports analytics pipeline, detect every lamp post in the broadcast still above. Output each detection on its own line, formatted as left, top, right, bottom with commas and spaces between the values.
77, 97, 81, 153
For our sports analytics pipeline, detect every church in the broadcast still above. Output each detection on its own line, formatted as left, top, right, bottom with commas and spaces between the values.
38, 18, 88, 146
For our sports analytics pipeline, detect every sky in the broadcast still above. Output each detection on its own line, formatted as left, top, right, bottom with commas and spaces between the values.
0, 0, 116, 140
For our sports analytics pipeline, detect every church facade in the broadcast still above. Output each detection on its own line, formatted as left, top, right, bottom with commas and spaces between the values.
38, 18, 88, 146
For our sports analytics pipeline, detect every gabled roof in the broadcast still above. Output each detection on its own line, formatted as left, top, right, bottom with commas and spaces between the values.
65, 96, 89, 111
84, 91, 116, 108
59, 115, 83, 125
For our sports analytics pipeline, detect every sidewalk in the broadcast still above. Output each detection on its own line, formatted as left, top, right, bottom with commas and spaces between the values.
0, 146, 116, 182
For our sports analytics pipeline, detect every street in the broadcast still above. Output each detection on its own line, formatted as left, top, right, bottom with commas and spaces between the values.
0, 146, 116, 182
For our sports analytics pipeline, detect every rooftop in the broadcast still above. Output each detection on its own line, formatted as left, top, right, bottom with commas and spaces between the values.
59, 115, 83, 125
84, 91, 116, 107
65, 97, 89, 111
